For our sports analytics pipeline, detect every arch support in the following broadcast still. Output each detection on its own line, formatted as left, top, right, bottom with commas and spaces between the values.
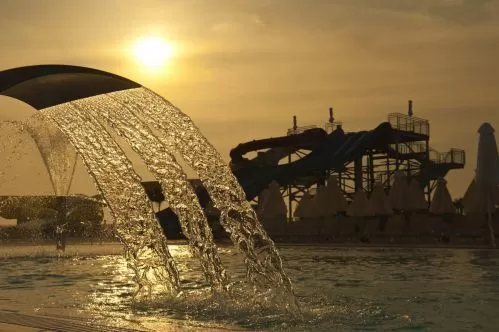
0, 65, 141, 110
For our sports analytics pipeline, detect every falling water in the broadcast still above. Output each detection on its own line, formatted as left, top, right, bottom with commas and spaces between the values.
70, 95, 229, 293
110, 88, 297, 309
41, 104, 181, 296
0, 121, 32, 185
24, 113, 78, 196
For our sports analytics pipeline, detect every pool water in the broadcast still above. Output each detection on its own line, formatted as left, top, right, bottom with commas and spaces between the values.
0, 243, 498, 331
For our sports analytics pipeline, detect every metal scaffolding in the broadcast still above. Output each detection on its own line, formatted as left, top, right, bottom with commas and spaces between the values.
281, 108, 465, 220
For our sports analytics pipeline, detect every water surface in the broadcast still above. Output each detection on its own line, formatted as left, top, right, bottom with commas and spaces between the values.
0, 243, 497, 331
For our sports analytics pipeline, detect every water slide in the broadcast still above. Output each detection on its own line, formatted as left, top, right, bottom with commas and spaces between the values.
229, 122, 394, 200
142, 122, 396, 237
144, 122, 395, 236
230, 127, 328, 167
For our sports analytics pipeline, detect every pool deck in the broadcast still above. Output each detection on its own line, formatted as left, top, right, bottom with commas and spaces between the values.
0, 322, 41, 331
0, 311, 145, 332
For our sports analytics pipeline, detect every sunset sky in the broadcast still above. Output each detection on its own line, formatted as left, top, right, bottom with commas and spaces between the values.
1, 0, 498, 198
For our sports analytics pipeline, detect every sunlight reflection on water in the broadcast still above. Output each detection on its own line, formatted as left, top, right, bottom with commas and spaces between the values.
0, 243, 498, 331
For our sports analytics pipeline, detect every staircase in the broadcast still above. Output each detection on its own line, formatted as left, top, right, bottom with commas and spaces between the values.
417, 148, 465, 187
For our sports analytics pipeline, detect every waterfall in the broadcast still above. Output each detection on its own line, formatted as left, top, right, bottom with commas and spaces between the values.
70, 95, 229, 293
41, 104, 181, 296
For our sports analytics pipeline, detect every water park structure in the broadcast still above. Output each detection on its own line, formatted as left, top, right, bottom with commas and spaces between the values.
229, 103, 465, 219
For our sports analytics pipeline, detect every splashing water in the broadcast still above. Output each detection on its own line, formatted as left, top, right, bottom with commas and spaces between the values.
0, 121, 33, 185
70, 95, 229, 293
31, 88, 297, 311
110, 88, 297, 309
24, 113, 78, 196
41, 104, 181, 296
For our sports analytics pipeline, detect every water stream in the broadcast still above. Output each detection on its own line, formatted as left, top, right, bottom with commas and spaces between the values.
41, 104, 181, 296
110, 88, 296, 309
30, 88, 298, 310
71, 96, 229, 293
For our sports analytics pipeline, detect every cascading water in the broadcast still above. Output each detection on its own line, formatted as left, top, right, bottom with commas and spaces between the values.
70, 95, 229, 293
109, 88, 297, 309
31, 87, 297, 311
41, 104, 181, 296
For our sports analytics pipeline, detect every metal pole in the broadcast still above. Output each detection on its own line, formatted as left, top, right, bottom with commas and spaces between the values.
486, 191, 496, 248
288, 153, 292, 221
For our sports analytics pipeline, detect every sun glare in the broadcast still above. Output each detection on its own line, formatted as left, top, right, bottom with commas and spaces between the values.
133, 36, 173, 70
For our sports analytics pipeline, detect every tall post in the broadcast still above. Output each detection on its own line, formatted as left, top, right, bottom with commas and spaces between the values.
288, 115, 297, 221
386, 148, 391, 190
55, 196, 67, 251
354, 158, 363, 192
486, 192, 497, 248
288, 153, 293, 222
425, 136, 431, 207
368, 150, 375, 192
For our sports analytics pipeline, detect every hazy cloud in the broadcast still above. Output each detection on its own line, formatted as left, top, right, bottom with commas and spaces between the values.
1, 0, 498, 197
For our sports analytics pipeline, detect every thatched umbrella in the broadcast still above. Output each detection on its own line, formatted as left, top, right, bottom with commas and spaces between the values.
430, 178, 456, 215
291, 191, 321, 238
293, 192, 311, 219
406, 179, 428, 212
260, 181, 287, 219
462, 179, 485, 215
388, 171, 412, 237
259, 181, 287, 237
347, 190, 374, 241
314, 185, 329, 218
388, 171, 411, 213
475, 123, 498, 248
430, 178, 457, 243
347, 190, 374, 216
368, 182, 393, 238
406, 179, 433, 239
325, 175, 348, 215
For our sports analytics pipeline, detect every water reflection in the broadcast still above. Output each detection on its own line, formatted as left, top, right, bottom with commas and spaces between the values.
1, 244, 499, 330
469, 250, 499, 293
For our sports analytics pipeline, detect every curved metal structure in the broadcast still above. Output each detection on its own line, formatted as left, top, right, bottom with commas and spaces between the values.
0, 65, 141, 109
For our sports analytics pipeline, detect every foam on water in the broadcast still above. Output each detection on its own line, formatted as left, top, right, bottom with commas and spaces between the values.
41, 104, 181, 296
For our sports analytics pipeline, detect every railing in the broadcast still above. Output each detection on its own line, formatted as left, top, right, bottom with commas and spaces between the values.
390, 142, 428, 155
429, 148, 441, 163
287, 125, 318, 135
376, 173, 391, 186
325, 121, 343, 133
388, 113, 430, 136
430, 148, 465, 165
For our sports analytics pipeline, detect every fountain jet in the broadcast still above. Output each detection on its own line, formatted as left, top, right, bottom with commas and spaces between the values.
0, 65, 296, 307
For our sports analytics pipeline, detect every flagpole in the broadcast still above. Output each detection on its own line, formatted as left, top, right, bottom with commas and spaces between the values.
486, 191, 496, 248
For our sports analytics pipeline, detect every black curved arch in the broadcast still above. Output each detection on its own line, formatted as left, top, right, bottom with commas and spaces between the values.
0, 65, 141, 110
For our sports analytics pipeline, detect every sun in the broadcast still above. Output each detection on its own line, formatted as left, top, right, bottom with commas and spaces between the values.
133, 36, 174, 70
